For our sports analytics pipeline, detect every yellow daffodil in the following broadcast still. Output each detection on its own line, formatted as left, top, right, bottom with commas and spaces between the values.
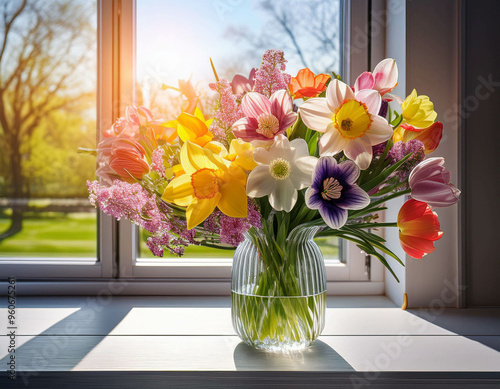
177, 108, 214, 147
162, 141, 248, 229
401, 89, 437, 129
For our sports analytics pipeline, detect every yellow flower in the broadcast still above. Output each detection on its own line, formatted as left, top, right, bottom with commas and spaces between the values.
162, 141, 248, 229
176, 108, 214, 147
401, 89, 437, 129
225, 139, 257, 171
201, 139, 257, 172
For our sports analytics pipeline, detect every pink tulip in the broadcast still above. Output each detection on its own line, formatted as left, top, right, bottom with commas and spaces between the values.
353, 58, 398, 96
232, 90, 297, 142
409, 157, 460, 207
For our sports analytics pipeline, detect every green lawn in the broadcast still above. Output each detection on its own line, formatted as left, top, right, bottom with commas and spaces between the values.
0, 212, 97, 257
0, 212, 339, 260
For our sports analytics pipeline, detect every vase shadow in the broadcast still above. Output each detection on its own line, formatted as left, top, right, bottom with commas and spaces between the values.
232, 340, 354, 371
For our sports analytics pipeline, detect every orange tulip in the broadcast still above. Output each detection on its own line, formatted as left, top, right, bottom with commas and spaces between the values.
289, 68, 330, 99
397, 199, 443, 259
108, 138, 150, 183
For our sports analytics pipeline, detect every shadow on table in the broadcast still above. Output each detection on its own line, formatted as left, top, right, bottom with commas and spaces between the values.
408, 308, 500, 352
233, 340, 354, 371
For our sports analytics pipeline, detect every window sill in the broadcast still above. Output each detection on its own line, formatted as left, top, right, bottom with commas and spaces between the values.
1, 296, 499, 387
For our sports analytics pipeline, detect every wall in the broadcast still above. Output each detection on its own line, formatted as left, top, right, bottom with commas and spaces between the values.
463, 0, 500, 306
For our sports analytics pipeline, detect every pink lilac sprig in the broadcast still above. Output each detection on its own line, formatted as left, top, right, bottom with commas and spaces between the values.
150, 148, 166, 176
210, 78, 244, 142
253, 49, 291, 97
203, 200, 262, 246
87, 180, 172, 235
87, 180, 198, 257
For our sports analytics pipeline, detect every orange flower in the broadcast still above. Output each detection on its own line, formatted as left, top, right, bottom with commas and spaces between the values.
289, 68, 330, 99
397, 199, 443, 259
393, 122, 443, 154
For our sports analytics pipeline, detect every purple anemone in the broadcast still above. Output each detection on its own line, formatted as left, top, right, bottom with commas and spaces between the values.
305, 157, 370, 229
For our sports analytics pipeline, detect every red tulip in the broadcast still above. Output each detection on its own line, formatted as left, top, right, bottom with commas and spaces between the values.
401, 122, 443, 154
397, 199, 443, 259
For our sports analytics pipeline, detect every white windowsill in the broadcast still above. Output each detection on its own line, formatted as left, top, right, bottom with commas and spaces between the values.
0, 296, 499, 380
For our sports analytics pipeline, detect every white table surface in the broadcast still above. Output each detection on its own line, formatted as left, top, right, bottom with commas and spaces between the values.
1, 296, 499, 388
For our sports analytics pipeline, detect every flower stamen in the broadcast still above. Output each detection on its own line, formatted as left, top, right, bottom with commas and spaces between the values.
321, 177, 343, 200
269, 158, 291, 180
256, 113, 280, 138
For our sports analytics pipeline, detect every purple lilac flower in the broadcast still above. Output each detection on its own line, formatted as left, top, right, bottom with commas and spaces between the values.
372, 141, 387, 156
305, 157, 370, 229
253, 50, 291, 97
387, 140, 425, 184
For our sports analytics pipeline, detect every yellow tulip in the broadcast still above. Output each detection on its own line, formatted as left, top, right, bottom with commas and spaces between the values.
162, 141, 248, 229
401, 89, 437, 129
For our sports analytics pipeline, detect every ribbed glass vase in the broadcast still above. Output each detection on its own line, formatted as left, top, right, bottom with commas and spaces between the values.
231, 225, 327, 352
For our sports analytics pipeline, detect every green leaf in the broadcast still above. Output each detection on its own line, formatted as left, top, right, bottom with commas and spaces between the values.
361, 153, 412, 192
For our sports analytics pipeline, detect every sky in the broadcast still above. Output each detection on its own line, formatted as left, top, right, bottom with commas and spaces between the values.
136, 0, 266, 86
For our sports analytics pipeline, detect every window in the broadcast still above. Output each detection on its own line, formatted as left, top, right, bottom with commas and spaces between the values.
2, 0, 383, 293
0, 0, 112, 278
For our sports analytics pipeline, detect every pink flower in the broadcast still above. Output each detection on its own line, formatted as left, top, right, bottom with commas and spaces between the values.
230, 68, 256, 95
232, 90, 297, 142
253, 49, 291, 97
409, 157, 460, 207
210, 78, 244, 142
353, 58, 398, 96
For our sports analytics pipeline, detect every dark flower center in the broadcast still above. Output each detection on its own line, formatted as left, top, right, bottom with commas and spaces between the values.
321, 177, 343, 200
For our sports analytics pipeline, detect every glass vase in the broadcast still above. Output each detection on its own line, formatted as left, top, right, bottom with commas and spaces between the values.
231, 225, 327, 352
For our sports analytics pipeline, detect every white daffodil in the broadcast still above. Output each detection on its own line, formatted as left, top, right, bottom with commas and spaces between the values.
246, 134, 318, 212
299, 79, 393, 170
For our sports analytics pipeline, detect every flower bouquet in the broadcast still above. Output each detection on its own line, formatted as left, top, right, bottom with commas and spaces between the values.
86, 50, 459, 351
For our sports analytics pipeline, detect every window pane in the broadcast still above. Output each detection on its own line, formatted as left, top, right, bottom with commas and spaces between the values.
136, 0, 342, 259
0, 0, 97, 258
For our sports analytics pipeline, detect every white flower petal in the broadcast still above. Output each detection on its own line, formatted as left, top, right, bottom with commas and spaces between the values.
372, 58, 398, 94
355, 89, 382, 115
290, 138, 310, 159
326, 79, 356, 111
270, 134, 294, 160
365, 115, 393, 145
343, 138, 373, 170
252, 147, 273, 165
318, 125, 348, 156
269, 179, 298, 212
290, 156, 317, 189
299, 98, 332, 133
246, 165, 277, 197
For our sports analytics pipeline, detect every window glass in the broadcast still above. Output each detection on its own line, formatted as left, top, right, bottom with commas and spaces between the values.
136, 0, 341, 259
0, 0, 97, 258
